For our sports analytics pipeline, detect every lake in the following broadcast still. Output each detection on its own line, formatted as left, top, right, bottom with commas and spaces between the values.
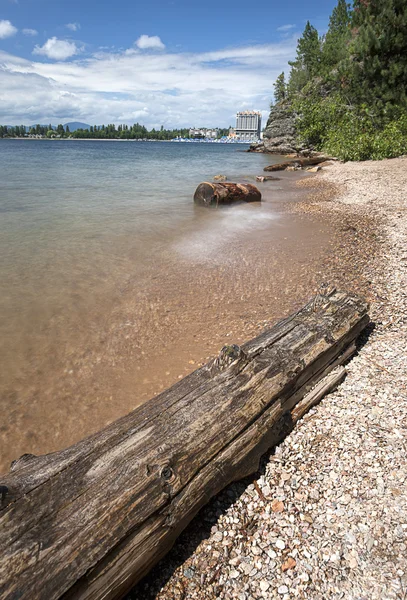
0, 139, 327, 472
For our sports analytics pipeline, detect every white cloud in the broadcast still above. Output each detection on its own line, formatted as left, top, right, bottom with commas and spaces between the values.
277, 24, 296, 32
0, 38, 296, 126
22, 28, 38, 36
0, 19, 17, 39
136, 35, 165, 50
33, 37, 79, 61
66, 23, 80, 32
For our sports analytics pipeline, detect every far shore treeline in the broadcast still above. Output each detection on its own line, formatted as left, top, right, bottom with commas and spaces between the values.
275, 0, 407, 160
0, 124, 230, 140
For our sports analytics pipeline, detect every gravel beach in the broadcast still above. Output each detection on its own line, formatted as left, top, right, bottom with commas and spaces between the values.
129, 157, 407, 600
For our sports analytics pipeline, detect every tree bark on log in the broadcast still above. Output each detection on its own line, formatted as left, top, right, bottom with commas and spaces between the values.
0, 290, 369, 600
193, 182, 261, 206
263, 156, 331, 172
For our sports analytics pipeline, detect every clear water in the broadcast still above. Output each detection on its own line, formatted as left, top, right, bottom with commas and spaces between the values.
0, 139, 287, 469
0, 140, 277, 354
0, 139, 275, 282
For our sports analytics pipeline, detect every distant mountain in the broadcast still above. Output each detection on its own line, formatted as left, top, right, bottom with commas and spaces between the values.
64, 122, 91, 131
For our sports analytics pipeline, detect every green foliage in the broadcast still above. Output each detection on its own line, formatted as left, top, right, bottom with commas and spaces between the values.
349, 0, 407, 117
295, 90, 407, 160
278, 0, 407, 161
293, 89, 348, 148
288, 21, 321, 95
0, 123, 192, 140
325, 114, 407, 161
321, 0, 351, 77
69, 123, 191, 140
217, 128, 230, 138
274, 72, 287, 103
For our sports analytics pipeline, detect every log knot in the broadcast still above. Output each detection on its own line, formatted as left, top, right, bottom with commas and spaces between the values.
211, 344, 246, 375
160, 466, 174, 481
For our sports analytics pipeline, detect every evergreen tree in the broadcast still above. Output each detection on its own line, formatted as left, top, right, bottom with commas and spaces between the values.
321, 0, 352, 75
288, 21, 321, 94
349, 0, 407, 117
274, 72, 287, 103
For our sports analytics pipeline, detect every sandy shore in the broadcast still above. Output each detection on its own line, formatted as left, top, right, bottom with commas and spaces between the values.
129, 157, 407, 599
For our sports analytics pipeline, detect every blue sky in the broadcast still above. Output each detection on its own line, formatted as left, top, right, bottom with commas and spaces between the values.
0, 0, 339, 127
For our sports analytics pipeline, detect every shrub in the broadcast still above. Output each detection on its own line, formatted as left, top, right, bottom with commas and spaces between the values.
324, 113, 407, 161
294, 87, 407, 161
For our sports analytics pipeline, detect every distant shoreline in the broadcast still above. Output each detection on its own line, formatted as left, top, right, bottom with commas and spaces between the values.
4, 137, 173, 142
2, 137, 251, 144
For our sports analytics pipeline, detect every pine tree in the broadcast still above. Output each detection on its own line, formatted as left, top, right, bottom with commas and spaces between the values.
321, 0, 352, 75
288, 21, 321, 95
274, 72, 287, 103
349, 0, 407, 117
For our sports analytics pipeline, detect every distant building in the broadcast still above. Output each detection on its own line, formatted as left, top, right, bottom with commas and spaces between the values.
235, 111, 262, 141
189, 127, 218, 139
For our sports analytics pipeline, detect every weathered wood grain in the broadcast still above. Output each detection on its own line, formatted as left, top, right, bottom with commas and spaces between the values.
193, 182, 261, 206
0, 290, 369, 600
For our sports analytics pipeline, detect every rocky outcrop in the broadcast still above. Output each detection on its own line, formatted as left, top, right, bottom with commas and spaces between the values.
249, 102, 304, 154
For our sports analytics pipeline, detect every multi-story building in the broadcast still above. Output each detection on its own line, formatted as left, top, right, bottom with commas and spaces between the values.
189, 127, 219, 139
235, 111, 262, 141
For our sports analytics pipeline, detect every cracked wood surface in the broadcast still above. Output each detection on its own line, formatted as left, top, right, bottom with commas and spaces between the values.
0, 290, 369, 600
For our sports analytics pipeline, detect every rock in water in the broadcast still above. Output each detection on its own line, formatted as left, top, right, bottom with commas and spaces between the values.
193, 182, 261, 207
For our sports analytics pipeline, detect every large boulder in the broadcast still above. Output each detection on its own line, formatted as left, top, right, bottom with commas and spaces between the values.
251, 102, 304, 154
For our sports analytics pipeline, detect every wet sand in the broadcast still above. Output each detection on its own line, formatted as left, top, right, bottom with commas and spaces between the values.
0, 171, 379, 474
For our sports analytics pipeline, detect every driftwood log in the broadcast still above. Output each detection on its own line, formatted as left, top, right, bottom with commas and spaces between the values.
0, 290, 369, 600
256, 175, 281, 182
264, 156, 330, 172
194, 182, 261, 206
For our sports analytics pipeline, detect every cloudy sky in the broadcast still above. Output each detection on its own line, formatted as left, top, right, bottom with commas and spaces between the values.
0, 0, 337, 127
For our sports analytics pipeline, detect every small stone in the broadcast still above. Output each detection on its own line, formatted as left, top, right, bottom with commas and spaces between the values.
240, 562, 253, 575
275, 539, 286, 550
262, 485, 271, 497
282, 557, 297, 572
183, 567, 195, 579
272, 500, 285, 513
260, 580, 270, 592
278, 585, 289, 594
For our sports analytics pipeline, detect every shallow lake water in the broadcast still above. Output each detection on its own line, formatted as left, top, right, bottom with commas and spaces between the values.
0, 140, 331, 472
